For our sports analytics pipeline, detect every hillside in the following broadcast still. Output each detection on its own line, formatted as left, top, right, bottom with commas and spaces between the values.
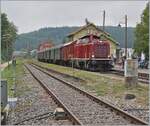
14, 26, 135, 50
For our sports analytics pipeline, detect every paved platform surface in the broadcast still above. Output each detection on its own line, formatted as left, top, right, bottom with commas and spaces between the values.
0, 61, 12, 71
114, 65, 149, 74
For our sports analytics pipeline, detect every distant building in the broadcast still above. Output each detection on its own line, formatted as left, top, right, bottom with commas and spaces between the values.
30, 49, 37, 58
66, 22, 119, 56
12, 51, 27, 58
37, 41, 53, 52
119, 48, 134, 59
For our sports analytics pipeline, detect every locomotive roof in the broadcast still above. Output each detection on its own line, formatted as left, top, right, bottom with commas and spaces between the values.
50, 44, 64, 49
38, 44, 64, 52
100, 34, 119, 45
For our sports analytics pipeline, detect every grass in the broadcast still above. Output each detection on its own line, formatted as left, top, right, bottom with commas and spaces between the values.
30, 59, 149, 107
1, 58, 25, 97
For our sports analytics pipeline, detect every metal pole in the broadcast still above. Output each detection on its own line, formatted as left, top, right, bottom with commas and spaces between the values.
7, 41, 9, 66
125, 15, 127, 59
13, 58, 16, 97
103, 10, 105, 31
27, 41, 30, 58
72, 60, 73, 76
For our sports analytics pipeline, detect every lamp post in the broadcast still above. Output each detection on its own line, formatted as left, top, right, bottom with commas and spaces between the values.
125, 15, 127, 59
99, 10, 106, 32
118, 14, 128, 59
103, 10, 105, 32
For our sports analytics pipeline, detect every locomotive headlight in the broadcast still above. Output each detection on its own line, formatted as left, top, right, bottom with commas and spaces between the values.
92, 55, 95, 58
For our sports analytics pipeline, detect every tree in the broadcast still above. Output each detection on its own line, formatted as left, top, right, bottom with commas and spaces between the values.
1, 13, 18, 61
134, 3, 149, 58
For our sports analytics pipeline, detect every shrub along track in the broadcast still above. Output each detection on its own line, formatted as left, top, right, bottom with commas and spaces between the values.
25, 63, 148, 125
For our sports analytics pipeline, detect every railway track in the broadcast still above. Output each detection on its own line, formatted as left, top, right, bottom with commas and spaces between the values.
10, 66, 73, 125
25, 63, 148, 125
25, 64, 81, 125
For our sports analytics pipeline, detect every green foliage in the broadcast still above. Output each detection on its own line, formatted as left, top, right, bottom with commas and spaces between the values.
15, 27, 78, 51
14, 26, 135, 50
134, 3, 149, 58
1, 13, 18, 62
1, 58, 24, 96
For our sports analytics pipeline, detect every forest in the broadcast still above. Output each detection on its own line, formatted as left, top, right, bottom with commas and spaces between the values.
14, 26, 135, 51
1, 13, 17, 61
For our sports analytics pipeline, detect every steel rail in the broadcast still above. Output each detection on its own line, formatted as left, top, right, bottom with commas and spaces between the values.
30, 63, 148, 125
14, 112, 54, 125
25, 64, 82, 125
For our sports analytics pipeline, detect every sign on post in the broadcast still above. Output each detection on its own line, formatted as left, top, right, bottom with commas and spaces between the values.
124, 59, 138, 87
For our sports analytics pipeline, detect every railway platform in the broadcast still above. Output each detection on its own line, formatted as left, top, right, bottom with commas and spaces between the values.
113, 64, 149, 74
0, 61, 12, 71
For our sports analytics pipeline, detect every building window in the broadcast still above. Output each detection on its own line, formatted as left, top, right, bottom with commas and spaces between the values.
80, 38, 89, 43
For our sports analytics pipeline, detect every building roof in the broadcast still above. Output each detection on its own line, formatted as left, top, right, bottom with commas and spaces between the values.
67, 23, 119, 45
67, 23, 110, 37
100, 34, 119, 45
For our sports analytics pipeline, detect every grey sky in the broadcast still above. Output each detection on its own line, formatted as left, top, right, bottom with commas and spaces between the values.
1, 1, 148, 34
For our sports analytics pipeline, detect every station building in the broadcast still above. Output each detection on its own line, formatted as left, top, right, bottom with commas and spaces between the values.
66, 22, 119, 57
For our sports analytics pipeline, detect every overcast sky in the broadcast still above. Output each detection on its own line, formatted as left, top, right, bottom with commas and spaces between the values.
1, 1, 148, 34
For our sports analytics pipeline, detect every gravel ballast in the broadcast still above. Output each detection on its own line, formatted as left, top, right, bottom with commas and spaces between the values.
7, 66, 72, 125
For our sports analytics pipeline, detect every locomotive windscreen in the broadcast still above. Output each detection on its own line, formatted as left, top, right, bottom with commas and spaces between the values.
94, 42, 109, 58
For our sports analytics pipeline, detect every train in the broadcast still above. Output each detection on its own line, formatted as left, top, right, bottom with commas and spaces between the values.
37, 34, 113, 71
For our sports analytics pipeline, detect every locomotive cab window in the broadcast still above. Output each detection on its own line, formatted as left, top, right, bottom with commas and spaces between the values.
92, 38, 99, 43
92, 36, 100, 43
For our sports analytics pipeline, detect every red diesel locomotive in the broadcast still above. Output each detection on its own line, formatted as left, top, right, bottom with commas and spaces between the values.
37, 34, 113, 71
